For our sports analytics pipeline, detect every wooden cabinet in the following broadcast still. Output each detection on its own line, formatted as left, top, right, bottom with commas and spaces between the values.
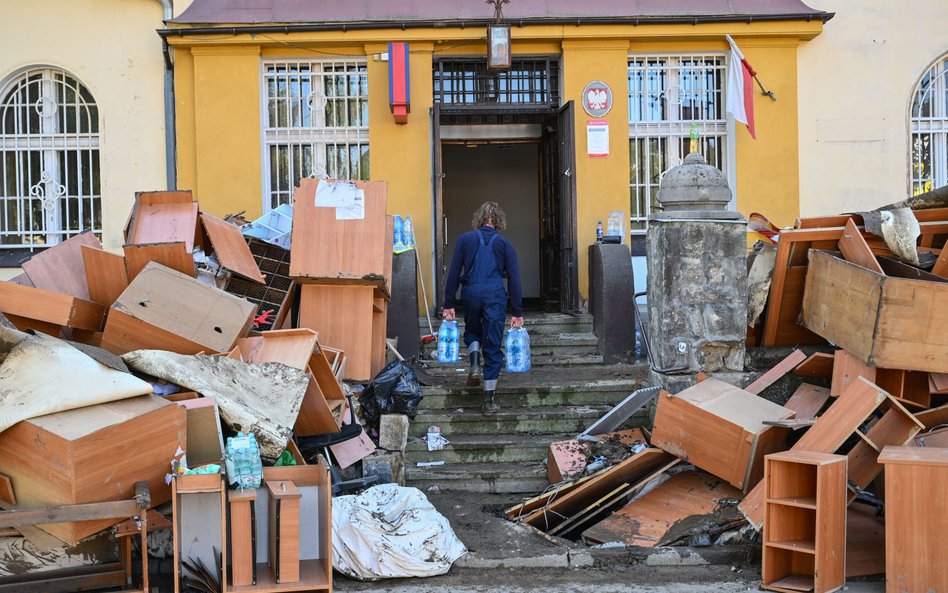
762, 451, 847, 593
878, 446, 948, 593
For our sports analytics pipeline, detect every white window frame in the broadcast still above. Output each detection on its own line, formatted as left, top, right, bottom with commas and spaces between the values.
260, 58, 370, 211
0, 66, 100, 249
910, 54, 948, 196
627, 53, 735, 233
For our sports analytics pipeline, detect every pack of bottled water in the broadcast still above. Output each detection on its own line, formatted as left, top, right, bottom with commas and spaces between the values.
505, 327, 531, 373
437, 320, 460, 364
225, 431, 263, 490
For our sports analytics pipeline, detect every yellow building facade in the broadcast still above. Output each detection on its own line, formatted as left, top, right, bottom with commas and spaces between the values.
167, 3, 827, 310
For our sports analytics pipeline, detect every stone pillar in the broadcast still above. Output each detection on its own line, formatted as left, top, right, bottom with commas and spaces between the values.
646, 153, 747, 392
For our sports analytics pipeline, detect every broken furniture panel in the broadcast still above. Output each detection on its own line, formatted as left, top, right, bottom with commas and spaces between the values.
298, 284, 381, 382
547, 429, 648, 485
782, 384, 830, 420
0, 281, 105, 332
101, 262, 256, 355
125, 191, 199, 252
915, 403, 948, 430
81, 245, 129, 306
172, 396, 225, 468
793, 352, 835, 380
745, 349, 807, 395
229, 488, 258, 587
802, 249, 948, 373
201, 212, 265, 284
123, 241, 195, 282
762, 451, 846, 593
830, 349, 875, 397
651, 378, 794, 491
0, 395, 186, 544
878, 447, 948, 593
172, 472, 226, 593
838, 218, 884, 274
21, 231, 102, 300
267, 480, 301, 584
874, 368, 931, 410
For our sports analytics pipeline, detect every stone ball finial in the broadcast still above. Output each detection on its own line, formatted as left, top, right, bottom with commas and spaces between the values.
656, 152, 732, 212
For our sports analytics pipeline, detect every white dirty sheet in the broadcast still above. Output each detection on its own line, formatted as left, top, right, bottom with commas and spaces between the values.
332, 484, 467, 580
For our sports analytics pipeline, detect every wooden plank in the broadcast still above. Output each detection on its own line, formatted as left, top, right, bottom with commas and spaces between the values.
228, 489, 257, 587
932, 372, 948, 392
846, 402, 923, 490
505, 475, 597, 521
309, 347, 345, 401
915, 403, 948, 430
746, 349, 807, 394
81, 245, 129, 306
0, 282, 105, 331
761, 232, 794, 346
878, 256, 948, 282
932, 242, 948, 278
236, 329, 319, 370
0, 475, 14, 506
830, 349, 876, 397
782, 384, 830, 419
298, 284, 375, 381
1, 313, 62, 338
294, 374, 340, 437
200, 212, 265, 283
125, 191, 198, 251
838, 218, 884, 274
0, 500, 140, 530
123, 242, 194, 281
792, 352, 834, 379
21, 231, 101, 300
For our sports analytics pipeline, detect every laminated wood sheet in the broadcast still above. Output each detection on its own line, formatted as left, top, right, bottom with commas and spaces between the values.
101, 262, 255, 355
21, 231, 101, 300
81, 245, 129, 306
123, 242, 195, 281
290, 178, 390, 289
173, 396, 225, 467
838, 218, 884, 274
915, 403, 948, 430
0, 281, 105, 332
651, 378, 793, 491
200, 212, 264, 283
782, 384, 830, 420
125, 191, 199, 251
581, 470, 742, 546
831, 349, 875, 396
298, 284, 375, 381
793, 352, 835, 379
745, 349, 806, 395
0, 394, 184, 544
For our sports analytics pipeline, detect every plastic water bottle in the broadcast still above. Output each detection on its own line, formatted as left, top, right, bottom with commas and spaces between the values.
596, 220, 603, 242
225, 432, 262, 489
393, 215, 405, 252
438, 320, 459, 364
403, 216, 415, 249
505, 327, 531, 373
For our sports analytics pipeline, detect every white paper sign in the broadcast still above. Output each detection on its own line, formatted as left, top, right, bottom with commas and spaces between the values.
336, 189, 365, 220
587, 119, 609, 158
315, 179, 357, 208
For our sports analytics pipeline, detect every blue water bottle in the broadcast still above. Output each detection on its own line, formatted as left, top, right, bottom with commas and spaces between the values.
393, 215, 406, 252
403, 215, 415, 249
505, 328, 531, 372
596, 220, 603, 242
438, 320, 459, 363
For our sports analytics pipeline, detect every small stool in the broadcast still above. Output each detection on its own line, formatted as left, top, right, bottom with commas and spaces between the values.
266, 480, 301, 583
228, 488, 258, 587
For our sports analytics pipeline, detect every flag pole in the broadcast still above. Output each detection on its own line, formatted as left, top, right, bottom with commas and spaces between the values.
725, 35, 777, 102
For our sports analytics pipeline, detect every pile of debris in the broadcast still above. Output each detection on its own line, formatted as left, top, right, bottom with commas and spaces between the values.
508, 200, 948, 592
0, 180, 447, 591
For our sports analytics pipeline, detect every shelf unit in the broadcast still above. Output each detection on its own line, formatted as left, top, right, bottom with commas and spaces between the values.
762, 451, 847, 593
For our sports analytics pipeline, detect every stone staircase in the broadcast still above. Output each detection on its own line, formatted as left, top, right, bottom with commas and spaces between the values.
405, 314, 650, 494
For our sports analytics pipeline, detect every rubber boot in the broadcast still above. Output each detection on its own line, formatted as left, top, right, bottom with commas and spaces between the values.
482, 390, 500, 415
467, 351, 482, 387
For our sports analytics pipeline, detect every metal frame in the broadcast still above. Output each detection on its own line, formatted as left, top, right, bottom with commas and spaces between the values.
627, 53, 731, 233
910, 53, 948, 196
433, 56, 559, 114
0, 66, 101, 249
260, 58, 370, 210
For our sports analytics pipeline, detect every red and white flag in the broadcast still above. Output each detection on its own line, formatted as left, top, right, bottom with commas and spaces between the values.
726, 35, 756, 139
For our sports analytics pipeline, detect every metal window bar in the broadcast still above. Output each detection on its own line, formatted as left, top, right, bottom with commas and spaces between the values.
263, 60, 370, 209
910, 56, 948, 196
433, 58, 559, 112
627, 55, 728, 232
0, 67, 100, 249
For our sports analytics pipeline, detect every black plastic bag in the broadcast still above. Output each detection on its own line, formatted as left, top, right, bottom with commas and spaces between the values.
360, 360, 423, 426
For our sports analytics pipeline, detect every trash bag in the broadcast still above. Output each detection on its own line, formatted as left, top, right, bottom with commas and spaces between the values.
360, 360, 423, 426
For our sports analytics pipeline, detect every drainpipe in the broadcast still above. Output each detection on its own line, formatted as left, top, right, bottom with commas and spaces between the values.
157, 0, 177, 189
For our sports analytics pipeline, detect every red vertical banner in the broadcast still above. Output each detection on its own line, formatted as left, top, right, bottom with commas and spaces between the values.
388, 42, 410, 124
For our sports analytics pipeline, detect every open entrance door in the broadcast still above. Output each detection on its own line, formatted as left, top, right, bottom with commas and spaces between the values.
540, 101, 579, 313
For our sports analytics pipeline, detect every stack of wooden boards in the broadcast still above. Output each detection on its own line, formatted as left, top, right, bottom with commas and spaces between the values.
290, 178, 394, 381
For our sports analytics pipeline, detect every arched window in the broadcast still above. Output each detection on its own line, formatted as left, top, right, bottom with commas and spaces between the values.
910, 54, 948, 195
0, 67, 100, 251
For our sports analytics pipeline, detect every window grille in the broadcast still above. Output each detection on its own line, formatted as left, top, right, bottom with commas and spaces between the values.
628, 55, 729, 232
433, 58, 559, 112
262, 60, 369, 210
910, 55, 948, 195
0, 67, 100, 249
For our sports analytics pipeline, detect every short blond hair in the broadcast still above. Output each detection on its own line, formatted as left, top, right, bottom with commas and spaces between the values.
472, 201, 507, 231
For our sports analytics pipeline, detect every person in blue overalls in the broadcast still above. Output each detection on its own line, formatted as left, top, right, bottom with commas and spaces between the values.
442, 201, 524, 414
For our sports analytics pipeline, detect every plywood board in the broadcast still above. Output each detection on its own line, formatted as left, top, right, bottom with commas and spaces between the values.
125, 191, 198, 251
746, 349, 807, 395
200, 212, 264, 283
174, 397, 225, 467
81, 245, 129, 306
915, 403, 948, 430
782, 384, 830, 419
103, 262, 255, 355
298, 284, 375, 381
547, 440, 591, 484
932, 372, 948, 392
830, 349, 875, 397
0, 475, 14, 506
236, 329, 318, 370
793, 352, 834, 379
581, 470, 742, 546
21, 231, 101, 300
0, 281, 105, 331
123, 242, 195, 281
838, 218, 884, 274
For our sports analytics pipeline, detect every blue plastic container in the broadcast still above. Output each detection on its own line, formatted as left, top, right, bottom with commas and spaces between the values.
505, 327, 531, 373
437, 320, 460, 364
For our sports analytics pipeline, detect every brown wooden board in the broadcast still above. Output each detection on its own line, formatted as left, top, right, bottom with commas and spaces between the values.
81, 245, 129, 306
101, 262, 255, 355
838, 218, 884, 274
846, 401, 923, 492
21, 231, 101, 300
200, 212, 265, 283
875, 368, 931, 410
746, 349, 807, 395
803, 250, 948, 373
173, 397, 225, 468
505, 474, 597, 521
125, 191, 199, 252
0, 395, 185, 544
0, 475, 14, 506
932, 372, 948, 392
846, 503, 885, 578
123, 242, 195, 282
651, 378, 793, 491
298, 284, 375, 381
236, 329, 319, 370
290, 178, 390, 290
932, 242, 948, 278
782, 384, 830, 419
915, 403, 948, 430
793, 352, 834, 379
830, 349, 875, 397
581, 469, 742, 547
0, 281, 105, 331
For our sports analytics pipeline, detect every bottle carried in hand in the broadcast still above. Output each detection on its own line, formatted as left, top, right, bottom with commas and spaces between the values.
505, 327, 531, 373
437, 320, 460, 364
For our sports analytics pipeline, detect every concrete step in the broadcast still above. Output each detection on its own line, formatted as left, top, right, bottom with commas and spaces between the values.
423, 352, 606, 369
422, 332, 600, 358
420, 313, 593, 336
405, 433, 561, 464
405, 461, 548, 494
419, 377, 640, 409
409, 404, 610, 436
